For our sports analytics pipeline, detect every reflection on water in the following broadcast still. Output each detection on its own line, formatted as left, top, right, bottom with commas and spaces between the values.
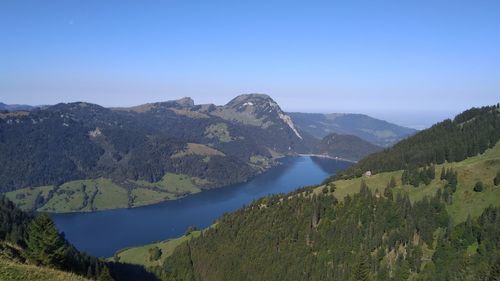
52, 157, 351, 257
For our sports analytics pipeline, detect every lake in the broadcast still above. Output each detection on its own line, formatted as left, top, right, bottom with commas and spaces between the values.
52, 156, 351, 257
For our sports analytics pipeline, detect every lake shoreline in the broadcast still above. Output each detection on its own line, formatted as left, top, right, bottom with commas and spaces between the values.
52, 157, 352, 257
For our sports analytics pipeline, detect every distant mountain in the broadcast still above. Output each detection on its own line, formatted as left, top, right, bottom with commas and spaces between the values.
288, 112, 417, 147
0, 102, 36, 111
314, 133, 382, 161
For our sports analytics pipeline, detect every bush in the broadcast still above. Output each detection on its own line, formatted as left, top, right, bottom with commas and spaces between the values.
185, 225, 197, 236
494, 172, 500, 186
148, 247, 162, 261
473, 181, 484, 192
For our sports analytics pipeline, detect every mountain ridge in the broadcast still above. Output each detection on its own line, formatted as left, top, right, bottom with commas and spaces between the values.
288, 111, 417, 147
0, 94, 416, 212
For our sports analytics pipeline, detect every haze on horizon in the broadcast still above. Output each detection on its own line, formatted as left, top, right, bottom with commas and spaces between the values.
1, 0, 499, 129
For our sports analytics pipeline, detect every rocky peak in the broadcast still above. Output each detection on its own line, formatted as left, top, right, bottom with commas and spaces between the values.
174, 97, 195, 107
221, 94, 302, 139
225, 94, 275, 109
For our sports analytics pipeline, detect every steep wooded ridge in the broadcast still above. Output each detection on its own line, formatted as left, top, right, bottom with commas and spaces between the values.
157, 105, 500, 281
333, 105, 500, 181
0, 94, 414, 212
289, 112, 417, 147
0, 94, 304, 191
314, 133, 382, 161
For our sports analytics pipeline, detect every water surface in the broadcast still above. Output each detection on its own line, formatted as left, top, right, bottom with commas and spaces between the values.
53, 157, 351, 257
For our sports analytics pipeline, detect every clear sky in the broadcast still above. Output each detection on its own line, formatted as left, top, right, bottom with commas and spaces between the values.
1, 0, 499, 128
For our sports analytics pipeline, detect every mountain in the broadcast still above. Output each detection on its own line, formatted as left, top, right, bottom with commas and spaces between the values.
0, 94, 433, 213
0, 95, 311, 212
289, 112, 417, 147
0, 102, 36, 112
314, 133, 382, 161
155, 105, 500, 281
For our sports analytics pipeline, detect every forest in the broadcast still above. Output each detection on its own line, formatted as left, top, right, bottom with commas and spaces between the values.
161, 183, 499, 280
0, 98, 305, 193
332, 105, 500, 180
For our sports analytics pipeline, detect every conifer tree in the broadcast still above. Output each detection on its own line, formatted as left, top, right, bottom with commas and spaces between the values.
388, 176, 397, 189
353, 255, 371, 281
24, 213, 70, 267
494, 172, 500, 186
97, 266, 114, 281
440, 166, 446, 180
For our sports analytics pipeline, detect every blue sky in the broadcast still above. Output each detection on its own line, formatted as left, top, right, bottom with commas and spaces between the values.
1, 0, 499, 128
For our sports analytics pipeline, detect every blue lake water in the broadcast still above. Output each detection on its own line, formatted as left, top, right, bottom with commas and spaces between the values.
52, 156, 351, 257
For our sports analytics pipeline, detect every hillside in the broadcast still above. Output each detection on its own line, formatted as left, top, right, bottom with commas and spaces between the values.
314, 133, 382, 161
0, 94, 309, 212
111, 231, 202, 268
289, 112, 417, 147
160, 142, 500, 280
154, 106, 500, 281
0, 256, 92, 281
0, 196, 159, 281
334, 105, 500, 180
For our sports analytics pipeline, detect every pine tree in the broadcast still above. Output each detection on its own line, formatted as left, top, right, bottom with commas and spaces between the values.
24, 213, 70, 267
440, 166, 446, 180
473, 181, 484, 192
494, 172, 500, 186
97, 266, 114, 281
353, 255, 371, 281
388, 176, 397, 189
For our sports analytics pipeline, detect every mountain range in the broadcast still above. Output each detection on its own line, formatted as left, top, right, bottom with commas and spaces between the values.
289, 112, 417, 147
0, 94, 416, 212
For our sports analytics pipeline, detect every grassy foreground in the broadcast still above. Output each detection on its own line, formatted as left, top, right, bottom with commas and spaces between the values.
0, 256, 91, 281
5, 173, 204, 213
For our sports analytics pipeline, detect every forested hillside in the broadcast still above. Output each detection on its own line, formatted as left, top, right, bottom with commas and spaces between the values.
1, 94, 418, 212
0, 95, 312, 211
314, 133, 382, 161
0, 95, 303, 192
0, 196, 159, 281
158, 105, 500, 281
334, 105, 500, 180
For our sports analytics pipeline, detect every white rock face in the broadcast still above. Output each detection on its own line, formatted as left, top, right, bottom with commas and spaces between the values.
278, 112, 303, 139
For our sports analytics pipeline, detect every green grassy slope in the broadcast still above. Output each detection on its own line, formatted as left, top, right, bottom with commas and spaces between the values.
5, 173, 204, 213
315, 141, 500, 223
0, 256, 92, 281
111, 231, 201, 268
